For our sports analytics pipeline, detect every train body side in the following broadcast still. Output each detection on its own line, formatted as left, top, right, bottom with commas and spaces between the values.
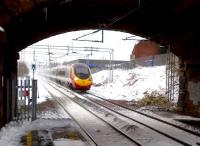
43, 63, 93, 91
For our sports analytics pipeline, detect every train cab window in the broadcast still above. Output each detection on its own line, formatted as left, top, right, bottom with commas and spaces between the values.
74, 64, 90, 79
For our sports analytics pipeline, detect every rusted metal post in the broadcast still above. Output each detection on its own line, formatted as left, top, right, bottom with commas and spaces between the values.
32, 80, 37, 121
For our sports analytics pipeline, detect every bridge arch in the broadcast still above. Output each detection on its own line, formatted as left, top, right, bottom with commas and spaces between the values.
0, 0, 200, 126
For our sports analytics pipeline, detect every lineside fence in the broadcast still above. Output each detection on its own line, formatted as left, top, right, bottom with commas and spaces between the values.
110, 54, 168, 70
166, 52, 179, 102
14, 78, 37, 121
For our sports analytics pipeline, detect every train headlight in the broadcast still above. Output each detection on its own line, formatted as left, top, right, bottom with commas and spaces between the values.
74, 77, 79, 81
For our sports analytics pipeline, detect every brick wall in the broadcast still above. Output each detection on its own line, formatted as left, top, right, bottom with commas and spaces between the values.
132, 41, 160, 59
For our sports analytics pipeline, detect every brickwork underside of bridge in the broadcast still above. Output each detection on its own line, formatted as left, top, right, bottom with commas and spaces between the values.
0, 48, 200, 127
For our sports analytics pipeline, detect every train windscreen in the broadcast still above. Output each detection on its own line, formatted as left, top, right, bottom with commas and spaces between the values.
74, 64, 90, 79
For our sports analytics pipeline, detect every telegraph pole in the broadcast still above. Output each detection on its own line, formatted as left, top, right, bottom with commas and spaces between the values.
48, 45, 51, 67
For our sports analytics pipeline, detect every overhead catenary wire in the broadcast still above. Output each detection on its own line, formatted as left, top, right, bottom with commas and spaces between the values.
23, 44, 114, 65
72, 0, 147, 43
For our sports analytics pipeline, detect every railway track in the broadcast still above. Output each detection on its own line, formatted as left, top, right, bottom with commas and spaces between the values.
40, 79, 141, 146
40, 78, 200, 146
39, 81, 97, 146
83, 92, 200, 145
87, 91, 200, 135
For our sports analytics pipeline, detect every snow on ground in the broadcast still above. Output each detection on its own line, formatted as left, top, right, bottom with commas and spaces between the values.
91, 65, 178, 102
0, 112, 72, 146
0, 96, 73, 146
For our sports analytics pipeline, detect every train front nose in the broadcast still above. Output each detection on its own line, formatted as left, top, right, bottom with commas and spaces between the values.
74, 77, 92, 89
72, 63, 93, 90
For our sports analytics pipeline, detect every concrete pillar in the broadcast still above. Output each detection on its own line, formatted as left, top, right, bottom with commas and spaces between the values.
177, 58, 200, 116
185, 63, 200, 116
177, 58, 188, 113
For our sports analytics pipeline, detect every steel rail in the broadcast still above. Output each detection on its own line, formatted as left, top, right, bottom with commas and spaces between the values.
87, 91, 200, 137
84, 91, 200, 146
39, 80, 98, 146
42, 78, 192, 146
40, 78, 142, 146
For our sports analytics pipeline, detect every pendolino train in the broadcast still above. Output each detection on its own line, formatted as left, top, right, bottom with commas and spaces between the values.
68, 63, 93, 90
45, 63, 93, 91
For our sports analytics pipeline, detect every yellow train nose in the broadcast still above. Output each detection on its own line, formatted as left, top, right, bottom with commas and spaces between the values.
75, 77, 92, 86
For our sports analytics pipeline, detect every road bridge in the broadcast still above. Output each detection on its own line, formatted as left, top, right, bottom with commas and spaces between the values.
0, 0, 200, 127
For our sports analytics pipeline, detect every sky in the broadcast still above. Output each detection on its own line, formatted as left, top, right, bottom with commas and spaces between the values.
0, 65, 179, 146
20, 30, 144, 64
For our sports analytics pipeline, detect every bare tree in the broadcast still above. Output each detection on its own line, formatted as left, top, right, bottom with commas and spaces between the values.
18, 61, 29, 77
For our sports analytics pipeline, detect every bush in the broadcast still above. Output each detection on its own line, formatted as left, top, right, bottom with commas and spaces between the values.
136, 91, 171, 109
